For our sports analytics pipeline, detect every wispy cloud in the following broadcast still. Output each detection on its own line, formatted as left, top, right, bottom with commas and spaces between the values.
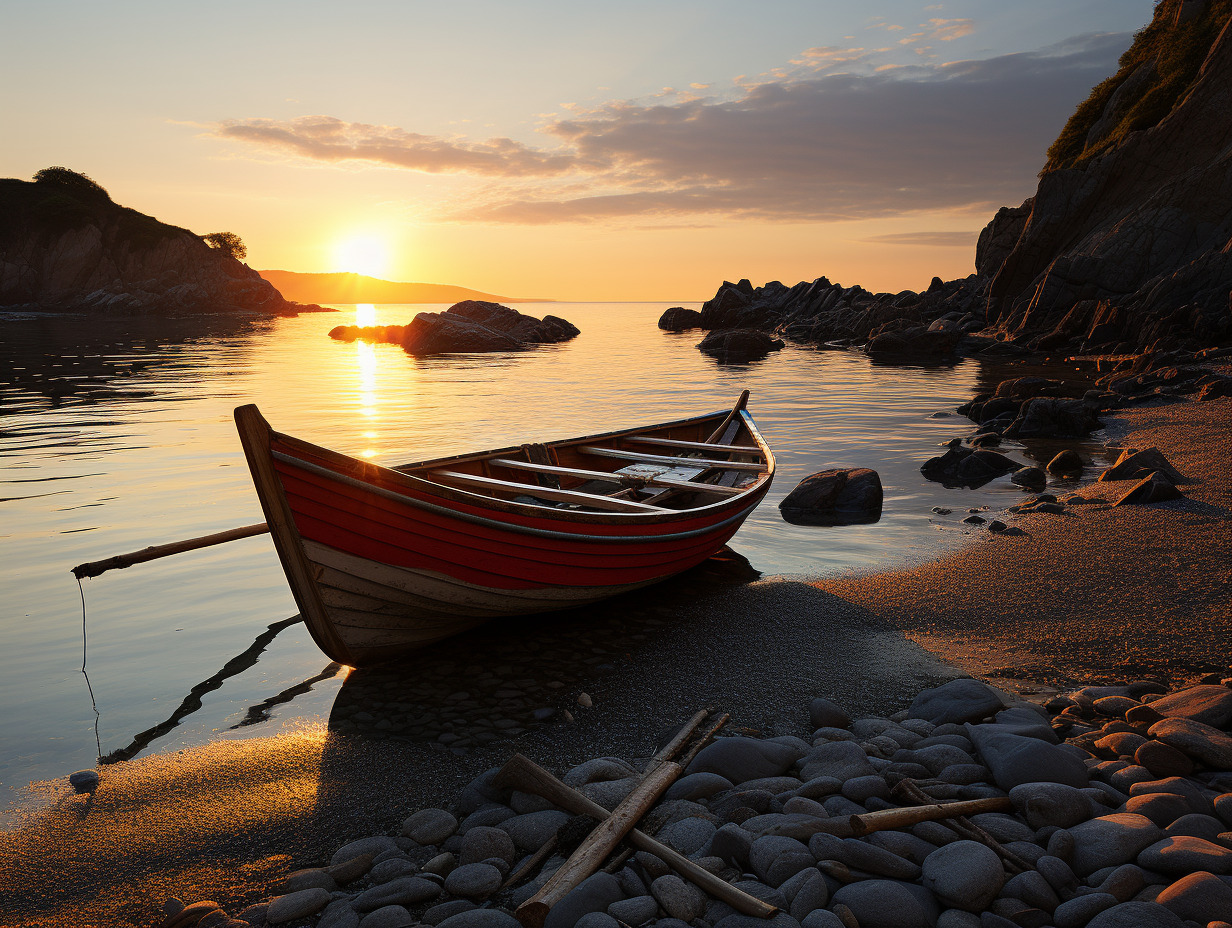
216, 116, 576, 177
211, 32, 1129, 225
863, 231, 978, 246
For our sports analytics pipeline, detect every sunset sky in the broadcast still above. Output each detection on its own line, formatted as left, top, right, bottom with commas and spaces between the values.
4, 1, 1152, 300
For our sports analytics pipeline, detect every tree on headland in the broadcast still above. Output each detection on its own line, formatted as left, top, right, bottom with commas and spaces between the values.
32, 166, 111, 201
203, 231, 247, 261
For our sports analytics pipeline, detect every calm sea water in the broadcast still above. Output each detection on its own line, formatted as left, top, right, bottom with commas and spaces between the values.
0, 302, 1087, 815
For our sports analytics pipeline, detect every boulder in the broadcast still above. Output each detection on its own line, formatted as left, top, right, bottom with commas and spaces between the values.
921, 841, 1004, 911
1047, 449, 1085, 476
697, 328, 785, 363
1149, 717, 1232, 768
1067, 813, 1164, 876
1147, 685, 1232, 727
908, 679, 1004, 726
1111, 472, 1184, 507
1009, 782, 1094, 830
685, 736, 800, 783
1155, 870, 1232, 923
921, 447, 1019, 488
658, 307, 703, 331
830, 879, 936, 928
1098, 447, 1187, 484
865, 326, 961, 359
401, 312, 527, 354
966, 725, 1089, 791
446, 300, 578, 343
778, 468, 882, 526
1005, 397, 1100, 439
1011, 466, 1047, 490
809, 698, 851, 731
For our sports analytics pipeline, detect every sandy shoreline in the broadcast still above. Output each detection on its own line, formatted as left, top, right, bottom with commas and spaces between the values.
821, 393, 1232, 690
3, 389, 1229, 927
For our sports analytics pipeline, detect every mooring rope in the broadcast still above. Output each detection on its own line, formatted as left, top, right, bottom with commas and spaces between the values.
77, 577, 103, 758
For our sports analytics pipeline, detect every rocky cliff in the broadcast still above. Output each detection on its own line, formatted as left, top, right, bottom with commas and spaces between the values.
692, 0, 1232, 359
0, 172, 320, 315
981, 0, 1232, 353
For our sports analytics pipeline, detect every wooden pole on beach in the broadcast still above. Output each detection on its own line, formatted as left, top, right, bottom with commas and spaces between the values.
70, 522, 269, 579
495, 753, 778, 924
509, 708, 711, 927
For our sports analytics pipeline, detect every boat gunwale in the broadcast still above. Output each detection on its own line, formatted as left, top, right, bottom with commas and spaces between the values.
268, 404, 776, 528
272, 450, 771, 544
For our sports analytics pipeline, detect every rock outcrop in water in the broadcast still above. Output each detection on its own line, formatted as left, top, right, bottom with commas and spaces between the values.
328, 301, 580, 355
0, 169, 323, 316
688, 1, 1232, 359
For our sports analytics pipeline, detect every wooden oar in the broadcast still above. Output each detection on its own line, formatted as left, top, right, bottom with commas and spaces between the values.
511, 709, 711, 926
494, 754, 778, 922
71, 522, 270, 579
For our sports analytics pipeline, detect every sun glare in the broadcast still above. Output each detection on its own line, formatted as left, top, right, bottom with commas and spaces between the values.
334, 236, 390, 279
356, 303, 377, 327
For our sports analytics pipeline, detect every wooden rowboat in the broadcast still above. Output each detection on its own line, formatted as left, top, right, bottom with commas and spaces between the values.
234, 391, 775, 666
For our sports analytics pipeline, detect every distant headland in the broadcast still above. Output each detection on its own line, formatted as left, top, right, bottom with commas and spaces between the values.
257, 270, 548, 306
0, 168, 325, 316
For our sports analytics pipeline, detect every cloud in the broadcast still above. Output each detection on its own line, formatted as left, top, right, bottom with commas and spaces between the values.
212, 32, 1129, 225
862, 231, 978, 246
216, 116, 576, 177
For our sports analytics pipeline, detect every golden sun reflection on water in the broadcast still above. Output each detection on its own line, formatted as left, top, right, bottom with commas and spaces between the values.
354, 306, 383, 457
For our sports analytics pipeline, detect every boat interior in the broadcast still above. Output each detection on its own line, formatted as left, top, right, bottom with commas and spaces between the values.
392, 406, 771, 515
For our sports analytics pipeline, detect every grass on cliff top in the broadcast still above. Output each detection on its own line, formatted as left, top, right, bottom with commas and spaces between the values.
1044, 0, 1232, 172
0, 177, 195, 250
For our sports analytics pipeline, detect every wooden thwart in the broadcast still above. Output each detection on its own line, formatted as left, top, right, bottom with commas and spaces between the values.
579, 446, 764, 472
491, 459, 748, 497
431, 470, 669, 512
71, 522, 270, 579
627, 436, 763, 455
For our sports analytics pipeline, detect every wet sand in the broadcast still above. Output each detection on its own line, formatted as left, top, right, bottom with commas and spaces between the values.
3, 394, 1229, 927
820, 394, 1232, 689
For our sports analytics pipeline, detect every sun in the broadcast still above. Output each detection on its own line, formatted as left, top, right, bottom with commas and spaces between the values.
334, 236, 390, 279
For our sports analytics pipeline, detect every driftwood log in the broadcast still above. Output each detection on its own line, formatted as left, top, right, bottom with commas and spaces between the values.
893, 780, 1033, 874
511, 709, 713, 927
494, 754, 778, 922
764, 795, 1013, 840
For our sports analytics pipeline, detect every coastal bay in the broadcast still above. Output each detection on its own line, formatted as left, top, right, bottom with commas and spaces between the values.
2, 375, 1228, 926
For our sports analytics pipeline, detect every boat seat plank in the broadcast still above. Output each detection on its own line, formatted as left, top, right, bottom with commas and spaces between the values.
492, 458, 746, 497
431, 469, 669, 512
580, 446, 764, 472
627, 436, 763, 456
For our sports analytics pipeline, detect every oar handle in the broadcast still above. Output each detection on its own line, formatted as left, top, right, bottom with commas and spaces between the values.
71, 522, 270, 579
